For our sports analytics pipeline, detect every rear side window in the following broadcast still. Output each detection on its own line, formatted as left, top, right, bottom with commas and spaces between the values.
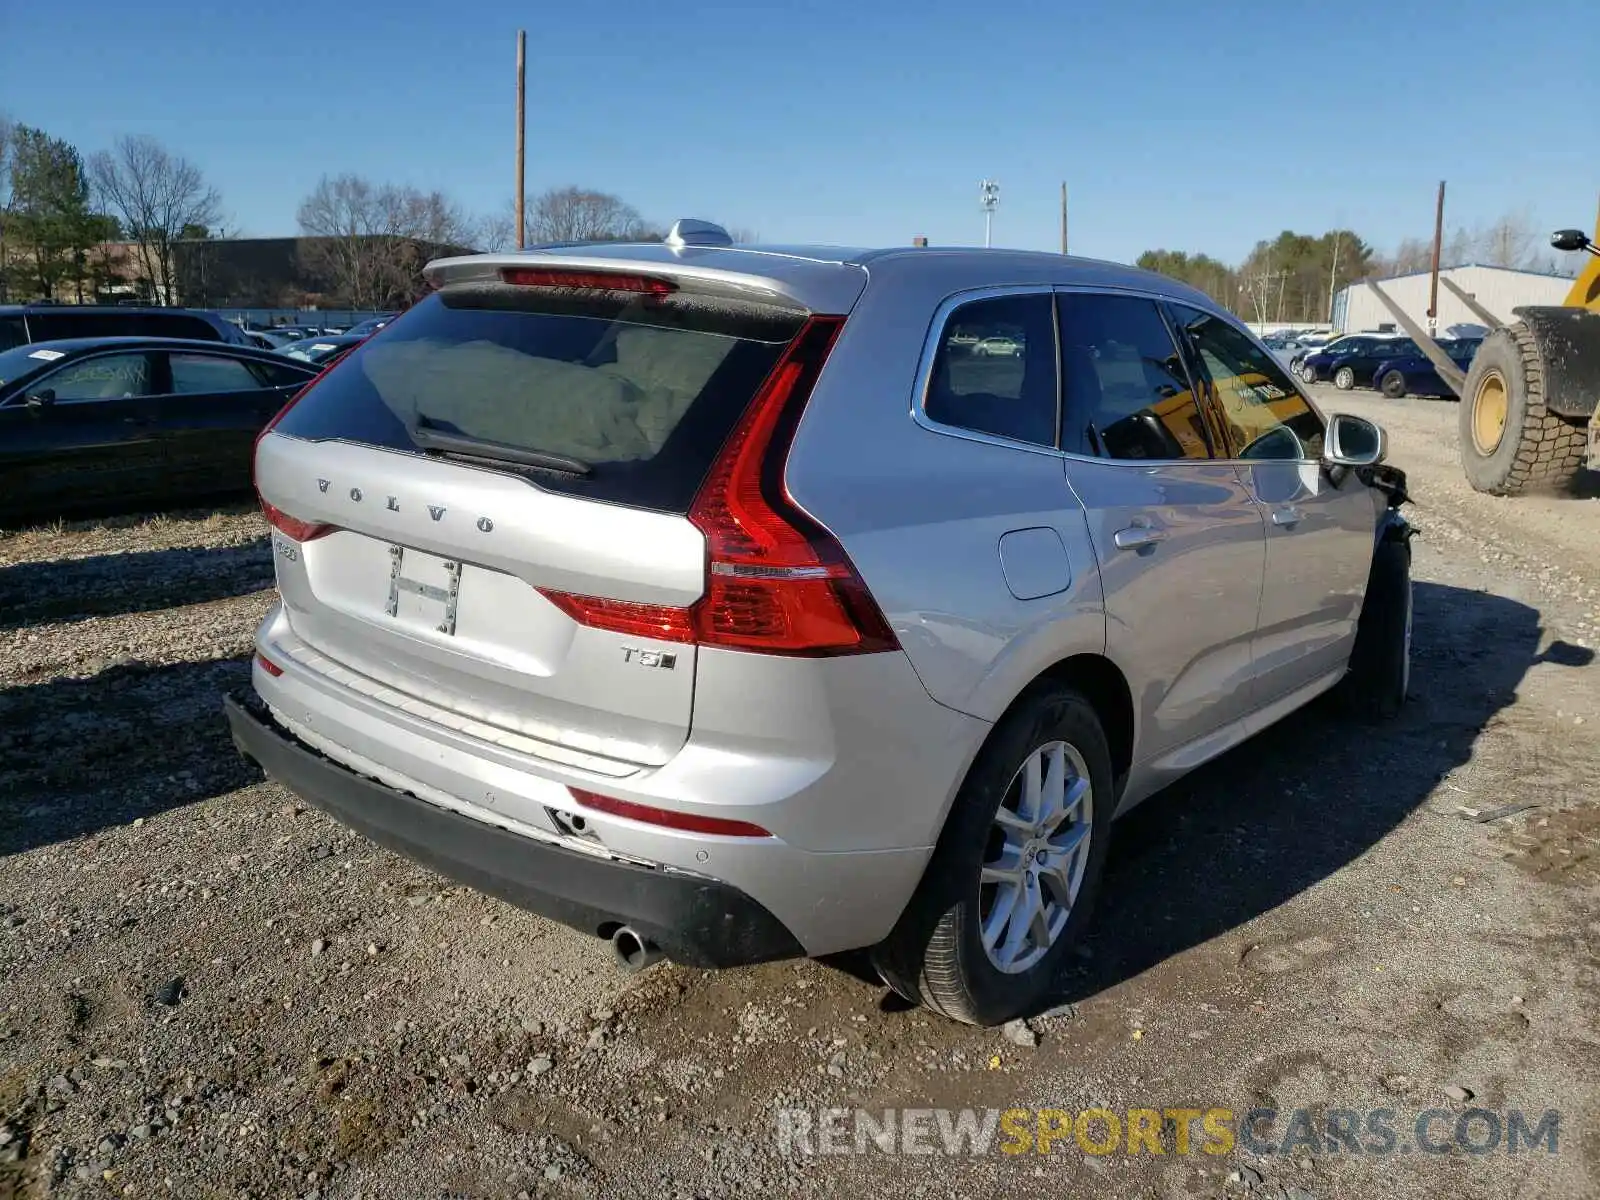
0, 317, 25, 351
1058, 293, 1211, 460
168, 353, 264, 394
924, 293, 1058, 447
272, 284, 804, 514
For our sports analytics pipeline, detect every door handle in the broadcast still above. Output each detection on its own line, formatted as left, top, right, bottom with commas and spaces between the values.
1113, 525, 1168, 551
1271, 505, 1304, 528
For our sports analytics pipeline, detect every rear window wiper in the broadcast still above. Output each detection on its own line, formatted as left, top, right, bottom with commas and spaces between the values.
406, 417, 592, 476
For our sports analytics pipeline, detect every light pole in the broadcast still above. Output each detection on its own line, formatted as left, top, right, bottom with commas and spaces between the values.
979, 179, 1000, 248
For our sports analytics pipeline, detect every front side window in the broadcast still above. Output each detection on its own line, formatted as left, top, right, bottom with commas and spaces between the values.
924, 293, 1058, 448
43, 353, 156, 403
1170, 304, 1324, 461
1058, 292, 1211, 461
168, 353, 265, 395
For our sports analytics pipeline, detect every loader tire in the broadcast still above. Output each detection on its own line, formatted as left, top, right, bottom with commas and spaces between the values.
1459, 322, 1587, 496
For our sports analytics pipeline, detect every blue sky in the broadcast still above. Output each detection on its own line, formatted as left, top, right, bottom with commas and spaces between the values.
3, 0, 1594, 265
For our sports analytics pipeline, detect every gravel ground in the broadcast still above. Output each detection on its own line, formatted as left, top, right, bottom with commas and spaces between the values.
2, 393, 1598, 1200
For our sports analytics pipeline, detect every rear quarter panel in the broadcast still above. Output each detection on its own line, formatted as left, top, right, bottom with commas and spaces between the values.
783, 270, 1108, 727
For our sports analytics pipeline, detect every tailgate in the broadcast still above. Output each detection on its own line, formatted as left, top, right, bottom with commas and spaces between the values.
258, 435, 705, 766
255, 271, 820, 768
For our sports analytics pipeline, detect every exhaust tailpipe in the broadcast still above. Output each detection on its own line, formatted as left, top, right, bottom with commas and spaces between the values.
611, 927, 664, 973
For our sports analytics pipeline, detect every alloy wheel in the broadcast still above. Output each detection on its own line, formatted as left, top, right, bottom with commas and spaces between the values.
979, 740, 1094, 974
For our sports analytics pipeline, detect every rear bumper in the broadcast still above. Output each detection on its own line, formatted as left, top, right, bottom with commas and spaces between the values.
224, 692, 804, 968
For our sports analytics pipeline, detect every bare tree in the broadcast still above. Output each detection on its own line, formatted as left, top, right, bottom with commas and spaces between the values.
1385, 237, 1434, 276
1476, 210, 1541, 269
89, 135, 220, 305
296, 174, 382, 306
476, 209, 517, 253
297, 174, 475, 308
525, 186, 648, 244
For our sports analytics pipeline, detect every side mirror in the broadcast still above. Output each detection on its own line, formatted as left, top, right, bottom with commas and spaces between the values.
24, 389, 56, 412
1324, 413, 1386, 467
1550, 228, 1594, 254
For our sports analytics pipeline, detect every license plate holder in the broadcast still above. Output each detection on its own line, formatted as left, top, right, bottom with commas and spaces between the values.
386, 546, 462, 635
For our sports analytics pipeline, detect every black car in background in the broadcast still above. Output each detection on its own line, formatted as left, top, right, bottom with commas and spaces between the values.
276, 334, 366, 366
0, 337, 318, 525
0, 304, 254, 352
343, 314, 396, 338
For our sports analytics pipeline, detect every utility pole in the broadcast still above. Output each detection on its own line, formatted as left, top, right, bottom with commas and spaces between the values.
514, 30, 527, 250
1428, 180, 1446, 336
1060, 182, 1068, 255
979, 179, 1000, 248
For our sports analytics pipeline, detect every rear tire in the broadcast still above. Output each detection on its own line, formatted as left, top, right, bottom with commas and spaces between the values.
1336, 535, 1411, 721
1458, 323, 1587, 495
872, 684, 1114, 1027
1380, 370, 1407, 399
1334, 366, 1356, 390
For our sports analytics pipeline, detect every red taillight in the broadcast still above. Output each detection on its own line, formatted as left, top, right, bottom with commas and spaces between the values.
255, 357, 343, 543
500, 267, 677, 295
687, 316, 897, 655
569, 788, 772, 839
537, 591, 695, 643
260, 498, 334, 542
256, 652, 283, 677
539, 315, 899, 657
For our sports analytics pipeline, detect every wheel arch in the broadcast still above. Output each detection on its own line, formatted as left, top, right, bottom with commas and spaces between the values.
1511, 305, 1600, 420
990, 652, 1136, 797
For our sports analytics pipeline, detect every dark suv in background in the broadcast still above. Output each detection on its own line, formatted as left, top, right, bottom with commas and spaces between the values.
0, 304, 252, 352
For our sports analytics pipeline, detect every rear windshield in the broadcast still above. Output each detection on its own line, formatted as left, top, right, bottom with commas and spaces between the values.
273, 284, 805, 513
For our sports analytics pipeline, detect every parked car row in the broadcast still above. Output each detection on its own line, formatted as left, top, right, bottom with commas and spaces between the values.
1290, 332, 1480, 399
1259, 329, 1334, 368
276, 334, 367, 366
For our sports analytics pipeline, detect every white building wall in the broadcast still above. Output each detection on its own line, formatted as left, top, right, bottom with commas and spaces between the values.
1337, 266, 1572, 335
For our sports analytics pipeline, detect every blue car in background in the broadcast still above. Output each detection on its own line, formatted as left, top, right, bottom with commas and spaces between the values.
1371, 338, 1483, 399
1298, 335, 1417, 388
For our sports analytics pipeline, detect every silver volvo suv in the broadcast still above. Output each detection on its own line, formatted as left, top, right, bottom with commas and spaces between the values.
227, 221, 1413, 1026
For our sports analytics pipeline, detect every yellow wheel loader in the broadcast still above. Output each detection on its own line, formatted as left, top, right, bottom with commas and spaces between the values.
1363, 220, 1600, 496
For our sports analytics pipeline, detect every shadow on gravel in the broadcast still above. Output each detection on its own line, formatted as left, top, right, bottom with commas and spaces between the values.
1566, 467, 1600, 500
811, 583, 1589, 1013
0, 539, 273, 631
1036, 580, 1590, 1010
0, 655, 258, 856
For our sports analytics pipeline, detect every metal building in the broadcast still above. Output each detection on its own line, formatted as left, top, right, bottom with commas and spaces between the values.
1333, 264, 1573, 336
